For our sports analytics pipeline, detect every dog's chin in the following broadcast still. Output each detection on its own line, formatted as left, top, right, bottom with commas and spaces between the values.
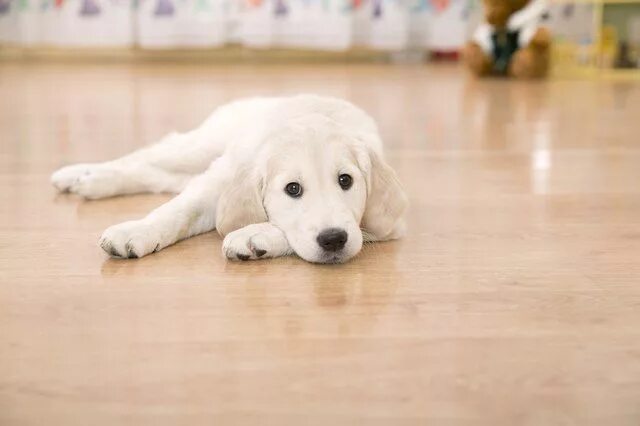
319, 253, 346, 264
290, 239, 361, 264
305, 250, 357, 264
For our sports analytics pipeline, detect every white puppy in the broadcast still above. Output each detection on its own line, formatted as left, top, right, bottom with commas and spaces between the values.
51, 95, 408, 263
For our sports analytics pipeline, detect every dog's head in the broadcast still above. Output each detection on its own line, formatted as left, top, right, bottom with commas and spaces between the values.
216, 116, 407, 264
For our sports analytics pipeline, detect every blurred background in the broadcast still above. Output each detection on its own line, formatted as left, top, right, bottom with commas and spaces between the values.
0, 0, 639, 74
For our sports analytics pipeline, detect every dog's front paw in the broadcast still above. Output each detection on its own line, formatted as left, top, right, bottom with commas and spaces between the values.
99, 220, 162, 259
51, 163, 120, 199
222, 223, 291, 261
222, 228, 270, 261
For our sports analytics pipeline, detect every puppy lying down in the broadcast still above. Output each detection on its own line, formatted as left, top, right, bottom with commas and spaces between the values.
51, 95, 408, 264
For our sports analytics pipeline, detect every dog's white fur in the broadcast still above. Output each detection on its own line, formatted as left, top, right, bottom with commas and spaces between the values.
51, 95, 408, 263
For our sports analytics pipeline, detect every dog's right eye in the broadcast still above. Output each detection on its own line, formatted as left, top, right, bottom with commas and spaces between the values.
284, 182, 303, 198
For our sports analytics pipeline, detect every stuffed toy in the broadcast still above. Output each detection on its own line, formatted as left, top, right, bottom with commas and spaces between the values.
465, 0, 551, 78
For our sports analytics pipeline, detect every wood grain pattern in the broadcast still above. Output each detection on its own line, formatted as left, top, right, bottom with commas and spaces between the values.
1, 63, 640, 426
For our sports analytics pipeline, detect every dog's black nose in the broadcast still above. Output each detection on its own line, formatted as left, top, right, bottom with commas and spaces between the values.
317, 228, 348, 252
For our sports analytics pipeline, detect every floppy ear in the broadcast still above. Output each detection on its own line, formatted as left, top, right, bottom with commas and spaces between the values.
216, 166, 268, 237
361, 150, 408, 241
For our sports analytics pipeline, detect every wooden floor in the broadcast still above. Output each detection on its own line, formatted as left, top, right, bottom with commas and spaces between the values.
1, 62, 640, 425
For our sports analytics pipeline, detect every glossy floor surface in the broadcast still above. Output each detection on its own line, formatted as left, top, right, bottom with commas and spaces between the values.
1, 63, 640, 425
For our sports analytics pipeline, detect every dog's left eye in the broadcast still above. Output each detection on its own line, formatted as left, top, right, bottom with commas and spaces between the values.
285, 182, 303, 198
338, 174, 353, 190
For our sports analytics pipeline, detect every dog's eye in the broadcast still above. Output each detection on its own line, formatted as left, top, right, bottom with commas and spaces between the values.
338, 174, 353, 190
285, 182, 303, 198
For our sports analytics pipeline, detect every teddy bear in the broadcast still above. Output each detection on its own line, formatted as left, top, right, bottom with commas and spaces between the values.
464, 0, 551, 78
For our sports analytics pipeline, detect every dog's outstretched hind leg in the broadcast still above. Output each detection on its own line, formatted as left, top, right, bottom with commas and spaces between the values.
51, 129, 220, 199
50, 161, 195, 200
51, 122, 226, 199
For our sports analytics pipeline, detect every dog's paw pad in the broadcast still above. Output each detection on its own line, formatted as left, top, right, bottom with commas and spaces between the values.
223, 229, 269, 262
125, 243, 139, 259
100, 238, 124, 258
222, 224, 290, 262
100, 221, 161, 259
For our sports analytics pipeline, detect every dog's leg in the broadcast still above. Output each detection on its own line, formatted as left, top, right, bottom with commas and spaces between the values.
99, 158, 232, 258
51, 128, 224, 199
222, 222, 292, 261
50, 162, 194, 200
